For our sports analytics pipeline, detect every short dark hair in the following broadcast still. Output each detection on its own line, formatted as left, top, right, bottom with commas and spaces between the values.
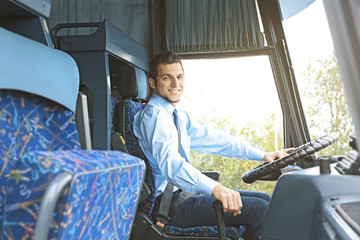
149, 51, 183, 80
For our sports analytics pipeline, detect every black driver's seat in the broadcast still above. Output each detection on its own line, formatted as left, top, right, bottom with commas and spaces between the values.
111, 64, 246, 240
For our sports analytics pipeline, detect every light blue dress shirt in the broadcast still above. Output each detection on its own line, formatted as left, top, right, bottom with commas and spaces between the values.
133, 94, 265, 197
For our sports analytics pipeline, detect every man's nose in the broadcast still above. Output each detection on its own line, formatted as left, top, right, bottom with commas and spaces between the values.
171, 78, 180, 87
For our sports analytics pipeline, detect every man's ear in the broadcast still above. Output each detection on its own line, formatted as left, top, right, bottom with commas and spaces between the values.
149, 77, 156, 90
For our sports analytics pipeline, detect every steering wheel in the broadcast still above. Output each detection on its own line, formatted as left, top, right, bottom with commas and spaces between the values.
241, 133, 339, 184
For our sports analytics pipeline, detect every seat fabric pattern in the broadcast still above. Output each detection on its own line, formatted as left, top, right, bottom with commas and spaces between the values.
165, 225, 242, 239
122, 100, 244, 239
120, 100, 156, 217
0, 91, 145, 240
3, 150, 145, 240
0, 90, 80, 232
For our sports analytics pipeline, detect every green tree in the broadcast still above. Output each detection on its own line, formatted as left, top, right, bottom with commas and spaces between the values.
304, 53, 354, 155
190, 113, 282, 196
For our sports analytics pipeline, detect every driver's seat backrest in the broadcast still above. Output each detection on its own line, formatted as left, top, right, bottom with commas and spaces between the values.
112, 64, 156, 216
115, 100, 156, 216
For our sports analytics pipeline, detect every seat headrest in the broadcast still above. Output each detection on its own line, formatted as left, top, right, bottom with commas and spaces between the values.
118, 64, 148, 100
0, 27, 79, 112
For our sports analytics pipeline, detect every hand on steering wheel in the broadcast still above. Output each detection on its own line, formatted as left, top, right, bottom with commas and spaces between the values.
241, 133, 338, 184
263, 148, 294, 163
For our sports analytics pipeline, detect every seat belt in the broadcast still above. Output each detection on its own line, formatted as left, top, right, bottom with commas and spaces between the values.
111, 131, 129, 153
156, 182, 174, 225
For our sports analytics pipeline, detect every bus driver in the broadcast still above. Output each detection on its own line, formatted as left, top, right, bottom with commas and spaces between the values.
133, 51, 292, 240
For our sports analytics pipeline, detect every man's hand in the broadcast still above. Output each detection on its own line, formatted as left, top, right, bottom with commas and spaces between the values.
211, 184, 242, 216
263, 148, 294, 163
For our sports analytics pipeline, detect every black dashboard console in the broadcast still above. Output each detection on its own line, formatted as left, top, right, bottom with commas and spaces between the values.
335, 150, 360, 175
335, 134, 360, 175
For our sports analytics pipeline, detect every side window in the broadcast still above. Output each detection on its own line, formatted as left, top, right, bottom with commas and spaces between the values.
283, 1, 354, 155
180, 56, 283, 195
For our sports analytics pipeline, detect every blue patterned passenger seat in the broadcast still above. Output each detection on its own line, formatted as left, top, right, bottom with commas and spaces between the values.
0, 27, 145, 239
112, 66, 245, 239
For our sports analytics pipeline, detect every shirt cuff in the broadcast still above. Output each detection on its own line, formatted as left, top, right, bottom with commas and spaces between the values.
248, 146, 266, 161
196, 174, 220, 196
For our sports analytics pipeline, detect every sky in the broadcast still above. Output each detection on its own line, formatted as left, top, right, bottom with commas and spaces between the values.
179, 0, 334, 133
282, 0, 334, 82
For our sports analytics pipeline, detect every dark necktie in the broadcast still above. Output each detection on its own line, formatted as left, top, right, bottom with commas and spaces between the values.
173, 109, 188, 161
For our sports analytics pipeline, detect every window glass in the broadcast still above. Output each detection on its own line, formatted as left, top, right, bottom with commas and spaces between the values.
283, 1, 354, 155
180, 56, 282, 195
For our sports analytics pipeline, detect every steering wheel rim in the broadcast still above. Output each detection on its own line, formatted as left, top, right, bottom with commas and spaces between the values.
241, 133, 339, 184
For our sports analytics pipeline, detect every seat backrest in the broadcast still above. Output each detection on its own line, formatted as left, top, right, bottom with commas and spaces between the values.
0, 27, 145, 240
0, 27, 81, 232
116, 100, 156, 216
111, 63, 156, 217
0, 90, 81, 238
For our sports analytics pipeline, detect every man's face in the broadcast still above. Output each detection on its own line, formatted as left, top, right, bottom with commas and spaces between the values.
149, 63, 184, 106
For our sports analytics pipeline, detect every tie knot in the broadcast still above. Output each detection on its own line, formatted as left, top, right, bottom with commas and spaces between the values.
173, 109, 178, 121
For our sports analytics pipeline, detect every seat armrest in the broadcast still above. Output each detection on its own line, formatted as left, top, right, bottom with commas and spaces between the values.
202, 171, 220, 181
34, 172, 73, 240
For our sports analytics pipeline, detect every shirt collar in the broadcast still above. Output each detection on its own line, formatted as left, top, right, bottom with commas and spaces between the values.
150, 93, 176, 116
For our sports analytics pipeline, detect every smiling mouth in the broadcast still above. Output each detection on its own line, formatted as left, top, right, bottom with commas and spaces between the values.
169, 90, 180, 93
